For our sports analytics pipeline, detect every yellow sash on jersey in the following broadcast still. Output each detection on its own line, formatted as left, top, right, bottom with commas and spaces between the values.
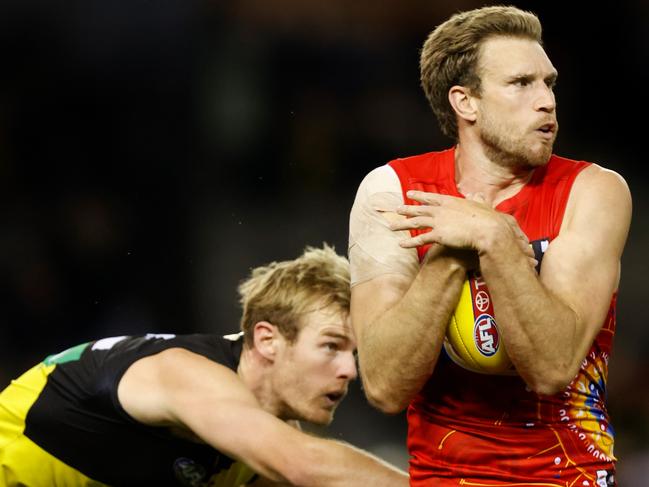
0, 362, 107, 486
0, 363, 257, 487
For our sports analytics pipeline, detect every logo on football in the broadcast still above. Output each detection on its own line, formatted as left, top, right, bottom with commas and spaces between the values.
444, 272, 514, 375
474, 313, 499, 356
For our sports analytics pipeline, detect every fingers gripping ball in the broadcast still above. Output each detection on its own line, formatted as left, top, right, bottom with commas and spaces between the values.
443, 272, 515, 375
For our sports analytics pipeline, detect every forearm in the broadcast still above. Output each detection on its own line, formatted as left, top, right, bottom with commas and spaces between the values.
291, 437, 408, 487
478, 237, 579, 394
196, 407, 407, 487
356, 247, 466, 412
391, 170, 630, 396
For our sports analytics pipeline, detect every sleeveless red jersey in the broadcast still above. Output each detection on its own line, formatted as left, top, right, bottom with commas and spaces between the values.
389, 148, 616, 486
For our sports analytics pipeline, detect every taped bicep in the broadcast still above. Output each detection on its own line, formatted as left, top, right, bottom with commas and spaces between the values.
348, 166, 418, 286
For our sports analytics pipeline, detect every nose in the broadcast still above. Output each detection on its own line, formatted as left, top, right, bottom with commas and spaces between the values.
535, 83, 556, 113
337, 351, 358, 381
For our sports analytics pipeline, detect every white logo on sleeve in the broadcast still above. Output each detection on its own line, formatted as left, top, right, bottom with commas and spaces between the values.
145, 333, 176, 340
91, 336, 127, 350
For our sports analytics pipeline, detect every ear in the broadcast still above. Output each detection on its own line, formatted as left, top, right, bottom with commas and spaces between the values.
448, 85, 478, 124
252, 321, 280, 361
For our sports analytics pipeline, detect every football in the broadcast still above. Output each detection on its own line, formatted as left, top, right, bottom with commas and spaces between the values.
443, 271, 515, 375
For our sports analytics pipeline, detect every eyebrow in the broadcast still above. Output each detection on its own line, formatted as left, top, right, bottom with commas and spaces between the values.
320, 331, 351, 342
545, 72, 558, 84
507, 71, 558, 83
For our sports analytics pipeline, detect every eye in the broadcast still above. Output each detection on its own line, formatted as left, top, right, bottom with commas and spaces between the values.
324, 342, 340, 352
514, 77, 530, 87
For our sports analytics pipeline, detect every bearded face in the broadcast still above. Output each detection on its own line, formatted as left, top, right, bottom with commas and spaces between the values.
478, 106, 558, 169
471, 37, 559, 170
270, 306, 356, 426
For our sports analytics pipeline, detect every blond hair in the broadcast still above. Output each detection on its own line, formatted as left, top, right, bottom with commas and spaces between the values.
420, 5, 542, 140
238, 244, 350, 346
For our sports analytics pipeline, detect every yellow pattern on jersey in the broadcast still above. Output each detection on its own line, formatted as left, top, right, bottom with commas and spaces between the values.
0, 362, 257, 487
0, 362, 107, 486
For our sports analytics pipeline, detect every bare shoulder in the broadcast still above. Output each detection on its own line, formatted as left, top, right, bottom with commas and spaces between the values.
118, 348, 251, 426
129, 347, 248, 398
357, 164, 400, 193
565, 164, 631, 222
573, 163, 631, 201
559, 163, 632, 252
124, 347, 240, 385
354, 164, 401, 206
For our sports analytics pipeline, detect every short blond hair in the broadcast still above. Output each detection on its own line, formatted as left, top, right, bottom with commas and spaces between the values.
420, 6, 542, 140
238, 244, 350, 346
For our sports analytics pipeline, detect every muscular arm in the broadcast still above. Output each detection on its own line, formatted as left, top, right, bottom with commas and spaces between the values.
395, 166, 631, 395
351, 249, 466, 413
118, 348, 408, 486
477, 166, 631, 394
349, 166, 467, 413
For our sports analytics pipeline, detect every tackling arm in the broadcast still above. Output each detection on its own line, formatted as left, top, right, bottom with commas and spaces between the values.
117, 348, 408, 486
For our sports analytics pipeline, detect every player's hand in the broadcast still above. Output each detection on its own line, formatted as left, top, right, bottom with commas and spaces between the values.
468, 193, 538, 270
390, 191, 537, 268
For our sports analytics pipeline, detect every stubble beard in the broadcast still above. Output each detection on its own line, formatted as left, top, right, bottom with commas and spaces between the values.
275, 379, 335, 426
480, 120, 556, 170
280, 399, 334, 426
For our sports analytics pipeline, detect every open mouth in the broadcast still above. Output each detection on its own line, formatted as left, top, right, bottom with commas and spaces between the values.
537, 123, 555, 135
325, 392, 345, 403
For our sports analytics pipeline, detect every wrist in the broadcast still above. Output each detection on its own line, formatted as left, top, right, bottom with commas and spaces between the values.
476, 219, 515, 258
423, 245, 473, 274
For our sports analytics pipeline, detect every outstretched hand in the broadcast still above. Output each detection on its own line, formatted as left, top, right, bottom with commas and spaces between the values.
389, 190, 536, 268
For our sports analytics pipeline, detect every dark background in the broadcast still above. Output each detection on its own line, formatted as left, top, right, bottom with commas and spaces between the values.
1, 0, 648, 482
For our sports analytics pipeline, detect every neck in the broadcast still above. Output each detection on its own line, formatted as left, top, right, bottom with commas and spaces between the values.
454, 142, 535, 207
237, 347, 281, 416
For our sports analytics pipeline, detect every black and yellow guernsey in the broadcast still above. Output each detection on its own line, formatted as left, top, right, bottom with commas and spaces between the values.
0, 333, 257, 487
